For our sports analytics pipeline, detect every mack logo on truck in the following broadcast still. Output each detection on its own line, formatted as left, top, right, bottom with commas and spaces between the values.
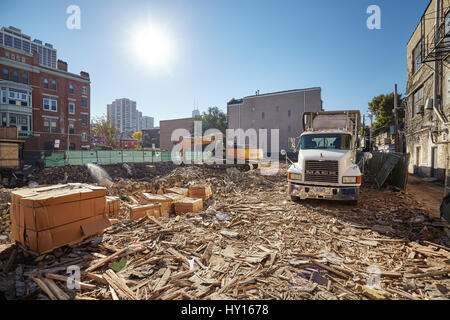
306, 170, 337, 176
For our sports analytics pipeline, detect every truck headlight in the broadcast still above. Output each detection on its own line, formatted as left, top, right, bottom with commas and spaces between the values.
342, 176, 361, 184
288, 173, 302, 181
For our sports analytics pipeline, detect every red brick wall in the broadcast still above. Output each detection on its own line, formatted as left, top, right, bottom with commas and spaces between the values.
0, 47, 90, 150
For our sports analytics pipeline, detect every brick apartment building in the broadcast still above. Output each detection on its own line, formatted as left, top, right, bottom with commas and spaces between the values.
406, 0, 450, 181
0, 26, 90, 151
159, 118, 194, 150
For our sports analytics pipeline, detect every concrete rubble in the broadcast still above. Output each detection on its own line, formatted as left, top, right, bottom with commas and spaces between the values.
0, 164, 449, 300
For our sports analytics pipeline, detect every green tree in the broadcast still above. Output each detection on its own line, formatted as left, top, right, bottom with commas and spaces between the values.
368, 93, 404, 136
91, 115, 118, 149
194, 106, 227, 134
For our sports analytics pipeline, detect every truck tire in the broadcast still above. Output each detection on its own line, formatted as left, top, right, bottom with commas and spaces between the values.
290, 195, 301, 203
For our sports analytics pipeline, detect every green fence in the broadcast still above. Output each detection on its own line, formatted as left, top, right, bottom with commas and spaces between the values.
40, 150, 180, 167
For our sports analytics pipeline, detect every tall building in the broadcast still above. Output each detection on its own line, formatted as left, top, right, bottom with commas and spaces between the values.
406, 0, 449, 181
107, 98, 140, 133
0, 26, 57, 69
0, 26, 91, 150
192, 108, 200, 118
141, 116, 154, 129
227, 87, 323, 153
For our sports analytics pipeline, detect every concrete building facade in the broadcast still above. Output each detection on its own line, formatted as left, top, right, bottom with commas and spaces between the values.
406, 0, 450, 181
0, 26, 91, 151
141, 116, 154, 129
227, 87, 323, 154
107, 98, 139, 133
159, 118, 194, 151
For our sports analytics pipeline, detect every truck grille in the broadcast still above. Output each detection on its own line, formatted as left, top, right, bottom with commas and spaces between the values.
305, 160, 339, 184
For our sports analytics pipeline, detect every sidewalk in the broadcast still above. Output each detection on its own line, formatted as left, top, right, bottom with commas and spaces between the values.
406, 175, 444, 217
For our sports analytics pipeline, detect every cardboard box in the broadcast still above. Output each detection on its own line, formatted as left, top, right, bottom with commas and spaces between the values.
129, 203, 162, 220
162, 193, 185, 214
188, 185, 212, 201
165, 187, 189, 197
106, 196, 120, 218
10, 183, 110, 254
140, 193, 172, 217
174, 197, 203, 214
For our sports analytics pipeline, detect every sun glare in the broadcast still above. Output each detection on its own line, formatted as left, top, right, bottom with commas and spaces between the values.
131, 24, 173, 69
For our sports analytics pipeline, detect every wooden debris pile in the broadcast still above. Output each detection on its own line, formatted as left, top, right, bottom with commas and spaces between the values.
0, 165, 449, 300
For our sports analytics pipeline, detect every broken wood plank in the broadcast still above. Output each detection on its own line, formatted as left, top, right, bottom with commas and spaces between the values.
33, 277, 57, 300
45, 273, 96, 290
85, 247, 128, 273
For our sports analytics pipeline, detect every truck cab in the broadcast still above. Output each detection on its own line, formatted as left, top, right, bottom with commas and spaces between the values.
287, 110, 362, 203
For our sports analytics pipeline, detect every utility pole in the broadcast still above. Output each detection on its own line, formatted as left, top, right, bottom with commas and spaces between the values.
369, 112, 373, 151
363, 114, 366, 150
394, 84, 399, 152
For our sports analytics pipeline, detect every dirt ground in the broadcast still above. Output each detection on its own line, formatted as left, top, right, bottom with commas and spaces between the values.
406, 175, 444, 218
0, 164, 449, 300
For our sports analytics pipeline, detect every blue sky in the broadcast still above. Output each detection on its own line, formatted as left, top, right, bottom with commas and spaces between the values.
0, 0, 430, 125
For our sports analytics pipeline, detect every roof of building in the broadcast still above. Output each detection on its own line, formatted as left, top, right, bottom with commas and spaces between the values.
227, 87, 321, 105
407, 0, 433, 45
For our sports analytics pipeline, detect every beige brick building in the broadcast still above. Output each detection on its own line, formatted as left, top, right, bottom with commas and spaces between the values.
227, 88, 323, 154
159, 117, 193, 151
406, 0, 450, 181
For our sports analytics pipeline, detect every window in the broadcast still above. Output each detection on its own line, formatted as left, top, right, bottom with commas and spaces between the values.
413, 39, 423, 73
12, 71, 19, 82
81, 97, 87, 107
69, 143, 76, 150
43, 78, 49, 89
43, 96, 57, 112
68, 101, 75, 114
2, 69, 8, 80
22, 72, 28, 84
51, 80, 56, 90
5, 52, 9, 58
69, 84, 74, 94
81, 114, 88, 126
21, 57, 25, 63
68, 120, 75, 134
1, 91, 6, 103
82, 87, 87, 95
82, 132, 88, 142
301, 134, 352, 150
43, 118, 58, 133
288, 109, 291, 117
413, 87, 424, 116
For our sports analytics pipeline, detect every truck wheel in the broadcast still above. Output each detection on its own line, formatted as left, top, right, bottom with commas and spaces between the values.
290, 195, 301, 203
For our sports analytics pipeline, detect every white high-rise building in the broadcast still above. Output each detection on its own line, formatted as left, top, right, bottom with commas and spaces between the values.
107, 98, 141, 133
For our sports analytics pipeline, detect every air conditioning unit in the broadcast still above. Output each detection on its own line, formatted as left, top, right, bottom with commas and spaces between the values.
425, 98, 433, 110
416, 105, 424, 115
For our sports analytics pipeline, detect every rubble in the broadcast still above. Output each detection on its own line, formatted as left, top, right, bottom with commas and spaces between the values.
0, 165, 449, 300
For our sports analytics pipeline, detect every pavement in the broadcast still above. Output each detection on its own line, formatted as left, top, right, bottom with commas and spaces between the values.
406, 175, 444, 217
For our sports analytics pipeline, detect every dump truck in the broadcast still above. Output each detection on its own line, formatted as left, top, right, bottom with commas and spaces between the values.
285, 110, 363, 204
440, 155, 450, 224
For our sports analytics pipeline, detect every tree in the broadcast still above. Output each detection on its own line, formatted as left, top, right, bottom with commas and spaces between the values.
194, 106, 227, 134
132, 131, 143, 143
91, 115, 118, 149
368, 93, 404, 136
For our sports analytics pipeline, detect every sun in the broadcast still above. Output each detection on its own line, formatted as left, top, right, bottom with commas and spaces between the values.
131, 24, 173, 69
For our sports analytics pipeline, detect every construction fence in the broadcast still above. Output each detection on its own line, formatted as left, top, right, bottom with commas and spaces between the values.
23, 150, 210, 167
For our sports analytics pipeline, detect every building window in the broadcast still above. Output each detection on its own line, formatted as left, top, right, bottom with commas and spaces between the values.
82, 87, 87, 95
69, 84, 74, 94
43, 96, 57, 112
262, 112, 265, 119
81, 97, 87, 107
43, 118, 58, 133
51, 80, 56, 90
69, 143, 76, 150
5, 52, 9, 58
81, 114, 88, 126
12, 71, 19, 82
21, 57, 25, 63
413, 39, 423, 73
82, 132, 88, 142
413, 87, 424, 116
43, 78, 49, 89
2, 69, 9, 80
22, 72, 28, 84
69, 120, 75, 134
288, 109, 291, 117
68, 101, 75, 114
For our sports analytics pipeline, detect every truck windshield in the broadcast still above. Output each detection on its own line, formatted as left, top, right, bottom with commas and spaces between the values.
301, 134, 352, 150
